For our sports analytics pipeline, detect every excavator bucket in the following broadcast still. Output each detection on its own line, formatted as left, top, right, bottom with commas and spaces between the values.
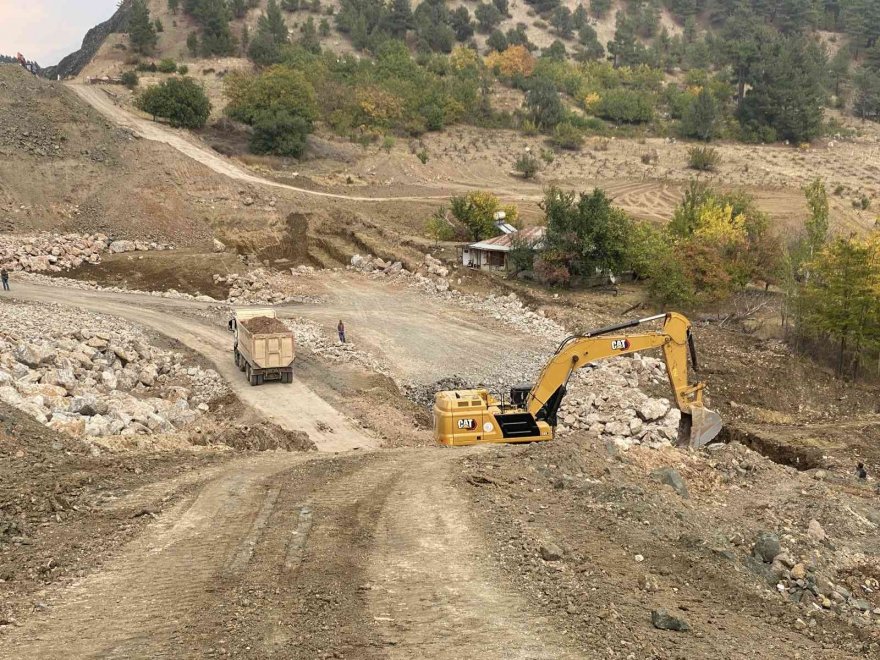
681, 405, 723, 449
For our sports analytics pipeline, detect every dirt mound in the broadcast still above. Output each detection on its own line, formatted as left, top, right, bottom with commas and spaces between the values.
206, 420, 314, 452
240, 315, 291, 334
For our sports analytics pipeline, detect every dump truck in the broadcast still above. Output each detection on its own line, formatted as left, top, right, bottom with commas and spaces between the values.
231, 308, 295, 386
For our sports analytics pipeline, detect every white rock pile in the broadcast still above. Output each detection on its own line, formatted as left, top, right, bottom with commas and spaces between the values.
0, 233, 172, 273
0, 301, 226, 442
214, 269, 311, 305
556, 354, 684, 449
283, 317, 390, 376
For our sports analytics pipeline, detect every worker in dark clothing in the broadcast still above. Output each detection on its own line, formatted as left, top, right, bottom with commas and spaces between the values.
856, 462, 868, 480
1, 269, 9, 291
337, 320, 346, 344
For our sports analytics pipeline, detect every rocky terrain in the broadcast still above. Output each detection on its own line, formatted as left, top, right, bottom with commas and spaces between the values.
0, 299, 225, 448
462, 434, 880, 657
0, 233, 172, 273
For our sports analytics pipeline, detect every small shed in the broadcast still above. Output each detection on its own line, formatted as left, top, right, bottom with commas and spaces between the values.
461, 226, 546, 271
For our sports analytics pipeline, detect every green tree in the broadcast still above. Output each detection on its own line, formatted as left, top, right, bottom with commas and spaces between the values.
853, 67, 880, 120
680, 87, 719, 140
129, 0, 158, 55
589, 0, 612, 18
737, 35, 826, 142
475, 2, 502, 33
608, 12, 647, 66
800, 234, 880, 377
540, 186, 633, 277
136, 77, 212, 128
168, 0, 180, 13
300, 16, 321, 53
487, 30, 509, 52
449, 191, 513, 241
121, 70, 139, 89
230, 0, 247, 18
264, 0, 290, 43
451, 7, 474, 41
426, 208, 457, 242
187, 31, 200, 56
225, 65, 318, 126
551, 6, 574, 38
250, 109, 311, 156
155, 18, 164, 32
804, 177, 829, 258
414, 0, 455, 53
572, 3, 588, 29
385, 0, 413, 39
577, 24, 604, 59
525, 78, 564, 129
595, 88, 655, 123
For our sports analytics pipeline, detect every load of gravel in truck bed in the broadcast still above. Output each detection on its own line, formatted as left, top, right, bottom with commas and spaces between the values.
240, 316, 291, 334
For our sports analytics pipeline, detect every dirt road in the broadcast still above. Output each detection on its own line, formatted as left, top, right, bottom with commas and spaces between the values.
10, 281, 374, 452
0, 444, 584, 659
70, 84, 454, 204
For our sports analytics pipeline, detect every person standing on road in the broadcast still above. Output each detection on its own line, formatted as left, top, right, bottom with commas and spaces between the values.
1, 268, 9, 291
337, 320, 346, 344
856, 462, 868, 480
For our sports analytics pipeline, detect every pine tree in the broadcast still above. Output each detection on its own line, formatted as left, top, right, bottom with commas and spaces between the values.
264, 0, 290, 44
385, 0, 413, 39
168, 0, 180, 14
129, 0, 158, 55
681, 87, 719, 140
231, 0, 247, 19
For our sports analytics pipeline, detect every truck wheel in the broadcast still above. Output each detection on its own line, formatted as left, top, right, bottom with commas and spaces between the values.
249, 372, 259, 386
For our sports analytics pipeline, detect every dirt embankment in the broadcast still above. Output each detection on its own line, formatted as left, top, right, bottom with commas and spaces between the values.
459, 436, 880, 658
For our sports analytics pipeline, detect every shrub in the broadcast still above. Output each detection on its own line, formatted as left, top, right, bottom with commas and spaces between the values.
250, 109, 311, 157
121, 70, 140, 89
177, 64, 189, 75
136, 77, 212, 128
382, 135, 395, 152
157, 58, 177, 73
687, 145, 720, 172
514, 152, 540, 178
594, 89, 654, 124
540, 148, 554, 163
550, 121, 583, 150
417, 148, 429, 164
426, 208, 457, 242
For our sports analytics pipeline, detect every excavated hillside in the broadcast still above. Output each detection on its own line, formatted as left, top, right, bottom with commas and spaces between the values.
0, 64, 283, 248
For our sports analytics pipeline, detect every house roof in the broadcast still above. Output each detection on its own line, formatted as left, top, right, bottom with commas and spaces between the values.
467, 226, 546, 253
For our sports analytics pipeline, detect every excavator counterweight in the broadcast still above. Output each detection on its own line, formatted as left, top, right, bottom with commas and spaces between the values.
434, 312, 722, 449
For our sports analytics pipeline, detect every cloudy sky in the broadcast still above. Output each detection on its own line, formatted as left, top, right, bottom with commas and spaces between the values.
0, 0, 120, 66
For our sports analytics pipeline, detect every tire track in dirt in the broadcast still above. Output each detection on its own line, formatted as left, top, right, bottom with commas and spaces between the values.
365, 452, 581, 660
0, 453, 306, 659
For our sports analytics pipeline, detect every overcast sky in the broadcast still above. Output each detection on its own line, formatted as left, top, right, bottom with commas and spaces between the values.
0, 0, 120, 66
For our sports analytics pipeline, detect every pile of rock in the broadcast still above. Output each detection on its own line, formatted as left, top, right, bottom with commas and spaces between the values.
555, 355, 682, 449
0, 301, 226, 442
284, 318, 390, 376
215, 269, 315, 305
349, 254, 406, 277
0, 233, 173, 273
749, 528, 880, 627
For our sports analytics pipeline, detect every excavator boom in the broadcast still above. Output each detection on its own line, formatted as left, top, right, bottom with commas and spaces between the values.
434, 312, 722, 448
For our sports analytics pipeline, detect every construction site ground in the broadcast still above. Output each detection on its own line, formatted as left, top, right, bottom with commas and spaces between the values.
2, 65, 880, 657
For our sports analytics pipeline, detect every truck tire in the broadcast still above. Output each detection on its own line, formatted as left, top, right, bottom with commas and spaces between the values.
250, 372, 259, 386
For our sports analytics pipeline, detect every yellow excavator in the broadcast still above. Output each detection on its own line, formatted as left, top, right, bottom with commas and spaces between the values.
434, 312, 722, 449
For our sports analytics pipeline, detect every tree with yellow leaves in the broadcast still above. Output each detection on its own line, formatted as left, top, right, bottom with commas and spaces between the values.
484, 45, 535, 78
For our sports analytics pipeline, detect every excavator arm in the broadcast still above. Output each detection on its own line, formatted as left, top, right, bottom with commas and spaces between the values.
526, 312, 720, 447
